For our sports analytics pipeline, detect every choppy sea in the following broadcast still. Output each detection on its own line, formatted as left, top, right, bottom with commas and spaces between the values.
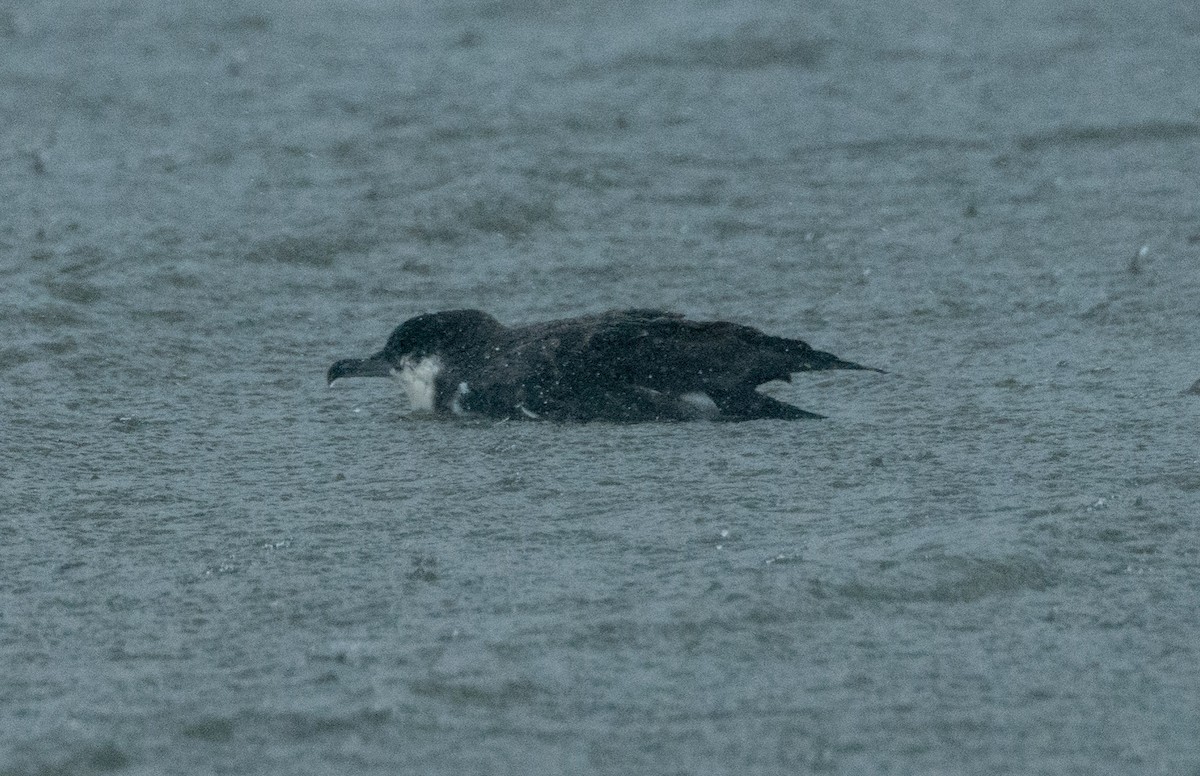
3, 1, 1199, 774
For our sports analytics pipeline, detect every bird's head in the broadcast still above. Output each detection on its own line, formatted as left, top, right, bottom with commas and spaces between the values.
327, 309, 504, 385
380, 309, 504, 361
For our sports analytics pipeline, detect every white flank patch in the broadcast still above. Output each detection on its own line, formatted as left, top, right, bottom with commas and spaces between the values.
679, 391, 719, 417
451, 382, 470, 415
394, 355, 442, 412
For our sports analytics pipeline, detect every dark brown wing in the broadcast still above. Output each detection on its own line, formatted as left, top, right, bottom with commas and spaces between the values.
456, 310, 875, 421
565, 313, 871, 393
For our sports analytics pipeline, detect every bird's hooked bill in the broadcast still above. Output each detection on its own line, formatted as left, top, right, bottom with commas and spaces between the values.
327, 353, 393, 385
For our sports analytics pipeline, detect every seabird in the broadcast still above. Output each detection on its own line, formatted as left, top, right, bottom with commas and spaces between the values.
327, 309, 882, 421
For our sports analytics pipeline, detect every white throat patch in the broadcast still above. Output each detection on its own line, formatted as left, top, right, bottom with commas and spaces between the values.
394, 355, 442, 412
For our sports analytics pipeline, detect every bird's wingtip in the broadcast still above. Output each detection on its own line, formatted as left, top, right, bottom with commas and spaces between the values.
837, 359, 888, 374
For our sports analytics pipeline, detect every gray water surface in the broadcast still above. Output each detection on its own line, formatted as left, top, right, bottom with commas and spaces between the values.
3, 1, 1200, 774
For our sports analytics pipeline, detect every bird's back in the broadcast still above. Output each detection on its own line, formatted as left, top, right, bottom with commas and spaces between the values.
458, 310, 834, 420
558, 312, 813, 392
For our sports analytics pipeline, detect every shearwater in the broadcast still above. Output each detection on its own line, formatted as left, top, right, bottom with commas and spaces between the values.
327, 309, 882, 421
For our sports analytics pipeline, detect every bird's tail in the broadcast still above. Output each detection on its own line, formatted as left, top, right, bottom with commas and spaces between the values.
797, 347, 886, 373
